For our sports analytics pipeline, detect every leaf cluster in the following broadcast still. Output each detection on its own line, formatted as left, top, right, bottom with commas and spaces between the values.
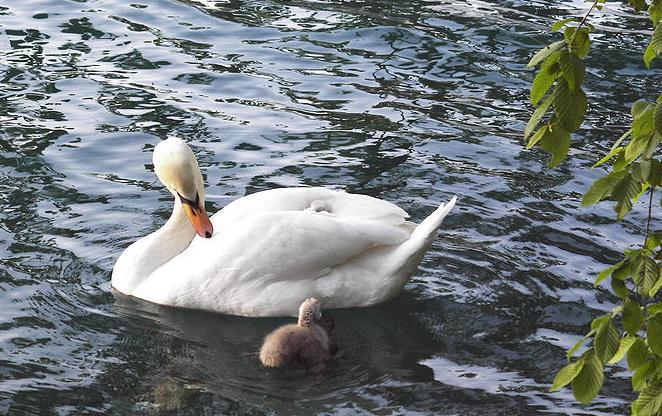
525, 28, 589, 168
583, 96, 662, 218
525, 0, 662, 168
525, 0, 662, 413
551, 232, 662, 413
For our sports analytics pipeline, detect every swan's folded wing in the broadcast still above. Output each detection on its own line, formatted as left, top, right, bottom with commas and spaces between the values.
210, 187, 409, 229
193, 210, 410, 283
326, 191, 409, 225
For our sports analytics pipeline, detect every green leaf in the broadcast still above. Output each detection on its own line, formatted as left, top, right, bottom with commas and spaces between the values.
630, 0, 647, 12
649, 279, 662, 300
612, 173, 644, 219
554, 80, 587, 132
593, 147, 624, 168
654, 102, 662, 136
633, 381, 662, 416
528, 40, 566, 68
612, 277, 629, 300
539, 124, 571, 168
642, 257, 660, 297
571, 350, 604, 404
632, 256, 646, 286
643, 133, 662, 160
633, 100, 655, 119
614, 259, 633, 280
568, 332, 593, 360
525, 94, 554, 140
624, 300, 645, 335
628, 338, 650, 370
632, 256, 659, 296
651, 0, 662, 25
614, 152, 628, 172
633, 360, 655, 392
527, 125, 548, 149
635, 183, 651, 204
551, 18, 581, 32
595, 259, 624, 286
550, 359, 584, 392
634, 155, 658, 185
626, 136, 653, 164
644, 43, 656, 69
613, 129, 632, 149
591, 315, 610, 331
646, 233, 662, 251
565, 27, 591, 58
559, 51, 585, 91
641, 159, 662, 187
582, 170, 628, 206
625, 248, 641, 260
631, 105, 655, 156
594, 318, 620, 363
647, 317, 662, 357
644, 24, 662, 68
650, 303, 662, 317
648, 261, 662, 296
609, 335, 637, 364
637, 160, 653, 184
531, 56, 561, 105
593, 130, 631, 168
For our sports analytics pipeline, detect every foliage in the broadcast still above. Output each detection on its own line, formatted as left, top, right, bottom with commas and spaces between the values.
525, 0, 662, 413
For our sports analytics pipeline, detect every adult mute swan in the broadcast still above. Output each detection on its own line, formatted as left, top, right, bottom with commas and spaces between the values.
112, 137, 456, 317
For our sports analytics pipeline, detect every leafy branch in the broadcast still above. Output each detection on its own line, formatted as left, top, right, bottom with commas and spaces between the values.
569, 0, 601, 44
524, 0, 662, 413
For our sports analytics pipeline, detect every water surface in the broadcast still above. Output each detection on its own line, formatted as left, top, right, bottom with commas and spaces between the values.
0, 0, 658, 414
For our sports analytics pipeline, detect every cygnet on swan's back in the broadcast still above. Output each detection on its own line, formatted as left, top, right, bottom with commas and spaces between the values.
259, 298, 333, 368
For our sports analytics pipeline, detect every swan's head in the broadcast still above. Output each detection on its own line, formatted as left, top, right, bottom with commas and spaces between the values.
298, 298, 323, 327
153, 137, 214, 238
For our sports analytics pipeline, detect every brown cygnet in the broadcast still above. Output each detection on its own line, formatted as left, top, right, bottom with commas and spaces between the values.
259, 298, 333, 368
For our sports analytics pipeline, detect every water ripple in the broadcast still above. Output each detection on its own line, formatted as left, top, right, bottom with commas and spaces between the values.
0, 0, 656, 413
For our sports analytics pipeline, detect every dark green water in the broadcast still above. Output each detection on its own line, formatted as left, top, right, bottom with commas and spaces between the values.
0, 0, 658, 414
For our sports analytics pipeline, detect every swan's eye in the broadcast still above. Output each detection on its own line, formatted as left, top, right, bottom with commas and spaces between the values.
176, 191, 197, 208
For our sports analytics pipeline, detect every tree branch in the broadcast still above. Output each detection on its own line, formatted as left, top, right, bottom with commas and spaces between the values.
569, 0, 600, 45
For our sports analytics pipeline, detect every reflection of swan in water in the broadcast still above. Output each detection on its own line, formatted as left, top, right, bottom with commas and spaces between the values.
110, 291, 444, 413
111, 137, 457, 317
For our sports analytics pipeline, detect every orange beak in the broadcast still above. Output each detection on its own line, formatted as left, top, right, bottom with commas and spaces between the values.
182, 202, 214, 238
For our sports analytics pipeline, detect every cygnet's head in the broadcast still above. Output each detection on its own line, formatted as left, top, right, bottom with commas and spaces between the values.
153, 137, 213, 238
298, 298, 323, 327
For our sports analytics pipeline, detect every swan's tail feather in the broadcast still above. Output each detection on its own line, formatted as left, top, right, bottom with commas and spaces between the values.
371, 196, 457, 303
410, 196, 457, 243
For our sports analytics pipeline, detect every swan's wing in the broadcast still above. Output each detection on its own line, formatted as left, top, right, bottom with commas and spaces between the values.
324, 190, 409, 225
190, 209, 410, 283
210, 187, 409, 230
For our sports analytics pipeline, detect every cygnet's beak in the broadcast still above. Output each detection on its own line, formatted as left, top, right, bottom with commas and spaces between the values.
179, 193, 213, 238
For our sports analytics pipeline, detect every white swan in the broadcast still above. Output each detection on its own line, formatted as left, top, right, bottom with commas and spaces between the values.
111, 137, 456, 317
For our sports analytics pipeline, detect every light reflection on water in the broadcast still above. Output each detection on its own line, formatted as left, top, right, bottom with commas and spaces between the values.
0, 0, 657, 414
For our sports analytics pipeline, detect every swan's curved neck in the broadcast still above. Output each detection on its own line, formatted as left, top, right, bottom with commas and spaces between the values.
112, 198, 196, 294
